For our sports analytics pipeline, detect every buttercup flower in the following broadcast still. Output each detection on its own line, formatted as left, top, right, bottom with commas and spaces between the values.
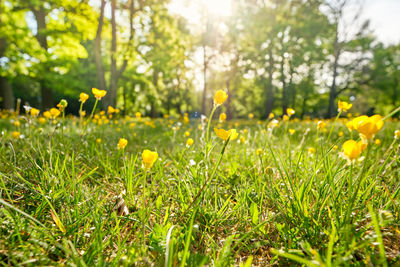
283, 115, 289, 121
186, 138, 194, 147
219, 113, 227, 122
92, 88, 107, 100
214, 128, 238, 141
342, 140, 366, 161
96, 138, 102, 144
79, 93, 89, 103
142, 149, 158, 169
30, 108, 40, 117
256, 148, 263, 155
57, 99, 68, 111
184, 131, 190, 137
50, 108, 61, 118
308, 147, 316, 154
375, 139, 381, 145
214, 90, 228, 105
268, 119, 279, 129
289, 129, 295, 135
346, 120, 354, 131
12, 131, 20, 139
268, 113, 275, 119
287, 108, 295, 116
117, 138, 128, 150
394, 130, 400, 139
108, 106, 115, 114
317, 120, 327, 130
338, 101, 352, 112
135, 112, 141, 119
248, 113, 254, 119
352, 115, 384, 140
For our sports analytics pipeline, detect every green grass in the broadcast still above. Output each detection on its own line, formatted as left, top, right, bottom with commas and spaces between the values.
0, 111, 399, 266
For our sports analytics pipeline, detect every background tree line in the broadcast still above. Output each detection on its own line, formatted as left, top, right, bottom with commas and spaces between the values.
0, 0, 399, 118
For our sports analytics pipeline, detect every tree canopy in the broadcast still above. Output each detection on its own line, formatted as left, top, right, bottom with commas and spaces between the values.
0, 0, 399, 118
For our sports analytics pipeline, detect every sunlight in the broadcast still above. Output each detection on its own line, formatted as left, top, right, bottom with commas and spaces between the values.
169, 0, 232, 25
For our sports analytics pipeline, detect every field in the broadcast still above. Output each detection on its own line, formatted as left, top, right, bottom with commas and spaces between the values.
0, 94, 400, 266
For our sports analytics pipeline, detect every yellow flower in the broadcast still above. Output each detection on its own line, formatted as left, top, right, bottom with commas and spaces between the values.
308, 147, 316, 154
394, 130, 400, 139
117, 138, 128, 150
142, 149, 158, 169
108, 106, 115, 114
256, 148, 263, 155
183, 116, 189, 124
214, 128, 238, 141
352, 115, 384, 140
30, 108, 40, 117
214, 90, 228, 105
333, 145, 338, 150
186, 138, 194, 147
13, 120, 20, 127
96, 138, 102, 144
283, 115, 289, 121
184, 131, 190, 137
317, 120, 327, 130
92, 88, 107, 100
240, 136, 245, 144
339, 131, 344, 137
375, 139, 381, 145
38, 117, 46, 124
12, 131, 20, 139
57, 99, 68, 111
219, 113, 227, 122
268, 119, 279, 129
50, 108, 61, 118
248, 113, 254, 119
342, 140, 366, 161
346, 120, 354, 131
286, 108, 295, 116
338, 101, 352, 112
135, 112, 141, 119
268, 113, 275, 119
80, 110, 86, 117
289, 128, 295, 135
79, 93, 89, 103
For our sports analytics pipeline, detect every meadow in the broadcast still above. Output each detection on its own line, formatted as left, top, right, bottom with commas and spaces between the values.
0, 90, 400, 266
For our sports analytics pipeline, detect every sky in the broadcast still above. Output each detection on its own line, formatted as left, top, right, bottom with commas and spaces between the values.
169, 0, 400, 46
363, 0, 400, 45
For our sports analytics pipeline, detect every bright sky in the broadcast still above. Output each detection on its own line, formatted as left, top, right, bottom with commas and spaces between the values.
363, 0, 400, 45
169, 0, 400, 45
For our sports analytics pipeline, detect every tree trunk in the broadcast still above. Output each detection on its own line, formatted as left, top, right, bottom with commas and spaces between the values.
226, 80, 232, 120
300, 89, 309, 119
94, 0, 107, 106
265, 47, 274, 118
0, 76, 14, 109
201, 44, 207, 115
107, 0, 118, 108
327, 27, 340, 118
280, 51, 287, 115
32, 7, 54, 109
0, 12, 14, 110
